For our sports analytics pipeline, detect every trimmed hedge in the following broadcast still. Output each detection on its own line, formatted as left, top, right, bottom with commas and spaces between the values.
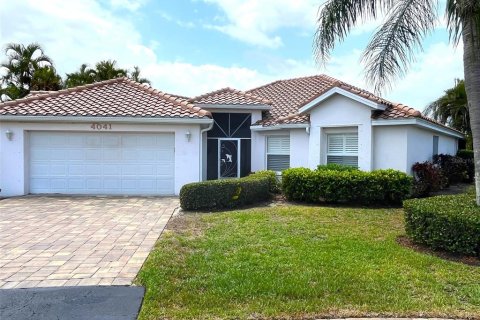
180, 171, 276, 210
282, 167, 412, 205
404, 193, 480, 256
317, 163, 359, 172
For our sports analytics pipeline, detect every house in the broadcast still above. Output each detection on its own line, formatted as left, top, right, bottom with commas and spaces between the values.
0, 75, 462, 197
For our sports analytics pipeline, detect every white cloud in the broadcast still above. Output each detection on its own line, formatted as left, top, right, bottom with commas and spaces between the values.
201, 0, 319, 48
109, 0, 146, 11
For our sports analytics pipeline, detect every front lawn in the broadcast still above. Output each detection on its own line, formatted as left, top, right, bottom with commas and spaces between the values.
136, 206, 480, 319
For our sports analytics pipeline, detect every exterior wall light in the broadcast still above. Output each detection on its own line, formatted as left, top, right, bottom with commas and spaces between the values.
5, 129, 13, 141
185, 130, 191, 142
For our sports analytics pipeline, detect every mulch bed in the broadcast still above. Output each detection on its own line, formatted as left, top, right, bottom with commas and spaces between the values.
397, 235, 479, 267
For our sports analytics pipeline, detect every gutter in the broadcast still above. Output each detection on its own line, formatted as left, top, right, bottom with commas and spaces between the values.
371, 119, 464, 139
199, 121, 214, 181
0, 115, 214, 124
250, 123, 309, 131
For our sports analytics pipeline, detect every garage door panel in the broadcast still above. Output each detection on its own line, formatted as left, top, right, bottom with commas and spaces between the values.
29, 132, 175, 195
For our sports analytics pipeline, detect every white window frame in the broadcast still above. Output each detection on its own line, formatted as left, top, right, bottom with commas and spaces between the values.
326, 133, 358, 167
266, 135, 290, 173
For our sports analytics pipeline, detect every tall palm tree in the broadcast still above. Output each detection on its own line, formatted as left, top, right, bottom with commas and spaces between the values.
129, 66, 151, 85
424, 79, 471, 147
1, 42, 53, 100
65, 63, 96, 88
94, 60, 127, 81
314, 0, 480, 204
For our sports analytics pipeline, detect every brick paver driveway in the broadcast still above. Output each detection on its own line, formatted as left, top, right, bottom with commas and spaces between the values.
0, 196, 178, 289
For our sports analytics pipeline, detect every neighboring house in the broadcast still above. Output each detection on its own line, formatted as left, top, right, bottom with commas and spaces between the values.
0, 75, 462, 197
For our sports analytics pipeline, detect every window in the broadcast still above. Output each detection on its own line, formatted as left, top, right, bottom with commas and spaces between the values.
433, 136, 439, 156
327, 133, 358, 167
266, 136, 290, 172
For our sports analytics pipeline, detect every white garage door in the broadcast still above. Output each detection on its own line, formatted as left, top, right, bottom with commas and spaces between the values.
29, 131, 175, 195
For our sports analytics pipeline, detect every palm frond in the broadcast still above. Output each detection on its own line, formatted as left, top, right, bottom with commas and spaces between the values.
362, 0, 437, 93
446, 0, 480, 45
314, 0, 393, 64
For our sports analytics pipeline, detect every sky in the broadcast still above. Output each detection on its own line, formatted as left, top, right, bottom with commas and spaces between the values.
0, 0, 464, 111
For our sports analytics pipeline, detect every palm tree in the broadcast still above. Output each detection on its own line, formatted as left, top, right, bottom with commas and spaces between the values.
94, 60, 127, 81
65, 63, 96, 88
314, 0, 480, 204
31, 66, 63, 91
129, 66, 151, 85
1, 42, 53, 100
425, 79, 471, 148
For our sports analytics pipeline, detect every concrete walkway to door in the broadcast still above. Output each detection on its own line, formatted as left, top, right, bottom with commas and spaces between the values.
0, 196, 178, 289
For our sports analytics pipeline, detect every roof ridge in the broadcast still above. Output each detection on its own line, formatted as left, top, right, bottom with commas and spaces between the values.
189, 87, 233, 102
247, 74, 330, 93
0, 77, 125, 108
190, 87, 272, 105
122, 78, 211, 118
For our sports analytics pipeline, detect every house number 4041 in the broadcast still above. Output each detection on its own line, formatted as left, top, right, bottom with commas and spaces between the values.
90, 123, 112, 130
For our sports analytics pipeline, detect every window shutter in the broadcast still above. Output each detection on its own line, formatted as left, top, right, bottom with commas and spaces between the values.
267, 136, 290, 172
267, 136, 290, 154
327, 133, 358, 167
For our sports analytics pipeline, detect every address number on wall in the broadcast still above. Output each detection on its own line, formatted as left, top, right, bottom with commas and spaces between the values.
90, 123, 112, 130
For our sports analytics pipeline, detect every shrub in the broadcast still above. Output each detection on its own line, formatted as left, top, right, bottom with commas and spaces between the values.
411, 161, 445, 197
404, 194, 480, 257
282, 167, 412, 205
179, 171, 275, 211
433, 154, 468, 185
316, 163, 359, 172
457, 149, 474, 160
251, 170, 280, 193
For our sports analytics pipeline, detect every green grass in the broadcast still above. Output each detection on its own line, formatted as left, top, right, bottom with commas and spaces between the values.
136, 206, 480, 319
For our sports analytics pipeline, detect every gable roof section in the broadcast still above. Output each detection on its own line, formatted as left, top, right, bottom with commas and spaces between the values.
0, 78, 211, 119
190, 87, 272, 106
246, 74, 450, 130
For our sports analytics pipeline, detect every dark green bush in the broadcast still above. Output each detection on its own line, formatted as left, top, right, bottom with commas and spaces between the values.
250, 170, 280, 193
404, 194, 480, 256
180, 171, 276, 210
457, 149, 474, 160
282, 167, 412, 205
316, 163, 359, 172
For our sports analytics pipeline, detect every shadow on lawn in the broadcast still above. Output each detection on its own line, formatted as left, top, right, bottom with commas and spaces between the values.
397, 235, 479, 267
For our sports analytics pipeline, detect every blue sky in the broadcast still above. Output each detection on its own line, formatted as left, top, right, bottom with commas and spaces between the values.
0, 0, 464, 110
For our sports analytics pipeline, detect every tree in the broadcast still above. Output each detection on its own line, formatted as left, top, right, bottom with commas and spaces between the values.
65, 63, 96, 88
129, 66, 151, 85
314, 0, 480, 204
425, 79, 471, 148
0, 42, 53, 101
31, 66, 63, 91
94, 60, 126, 81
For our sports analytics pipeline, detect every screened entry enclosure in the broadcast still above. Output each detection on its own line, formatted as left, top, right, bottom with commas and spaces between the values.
207, 113, 251, 179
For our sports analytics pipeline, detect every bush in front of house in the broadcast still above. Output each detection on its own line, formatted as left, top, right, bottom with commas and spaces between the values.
316, 163, 359, 172
456, 150, 475, 183
411, 161, 445, 197
179, 171, 276, 211
433, 154, 468, 185
404, 193, 480, 257
282, 167, 412, 205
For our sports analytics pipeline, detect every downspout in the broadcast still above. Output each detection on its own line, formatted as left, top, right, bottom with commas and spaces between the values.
199, 121, 214, 181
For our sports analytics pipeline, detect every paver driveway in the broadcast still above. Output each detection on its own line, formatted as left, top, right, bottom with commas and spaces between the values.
0, 196, 178, 289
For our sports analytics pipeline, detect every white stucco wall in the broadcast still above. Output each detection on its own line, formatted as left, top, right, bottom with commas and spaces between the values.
0, 121, 203, 197
373, 125, 459, 173
406, 126, 458, 173
308, 94, 373, 171
373, 126, 408, 172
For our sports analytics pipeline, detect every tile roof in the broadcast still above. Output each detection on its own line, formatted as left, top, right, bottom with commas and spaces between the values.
246, 74, 449, 129
190, 87, 272, 106
0, 78, 211, 119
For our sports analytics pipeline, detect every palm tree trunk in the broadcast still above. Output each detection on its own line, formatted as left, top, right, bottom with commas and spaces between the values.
462, 17, 480, 205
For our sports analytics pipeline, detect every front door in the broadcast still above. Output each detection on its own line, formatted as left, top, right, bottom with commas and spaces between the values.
219, 139, 239, 178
